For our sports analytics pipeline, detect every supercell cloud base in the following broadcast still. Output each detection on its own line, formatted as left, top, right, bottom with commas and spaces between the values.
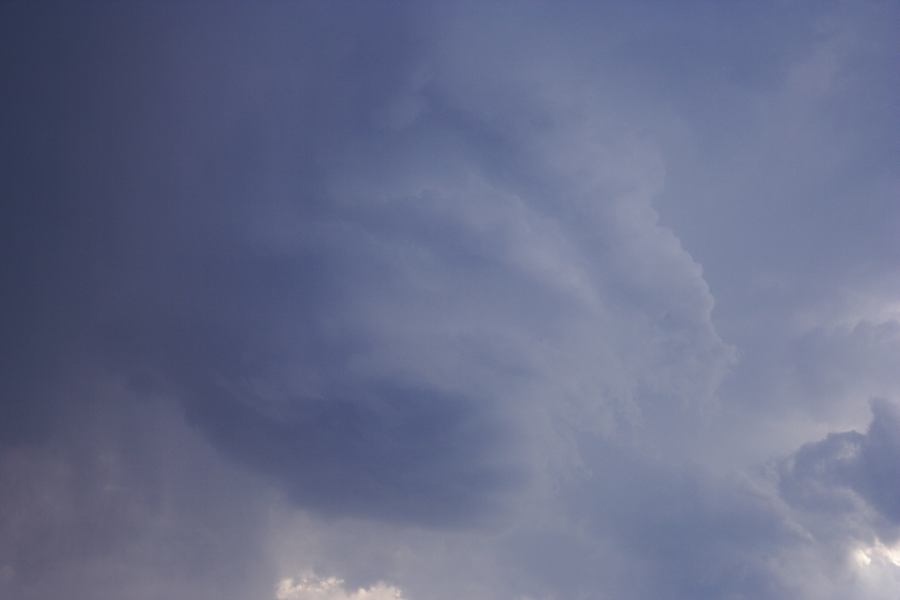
1, 2, 898, 599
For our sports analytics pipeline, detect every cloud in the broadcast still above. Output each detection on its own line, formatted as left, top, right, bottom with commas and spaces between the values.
780, 399, 900, 529
276, 575, 405, 600
0, 375, 276, 600
767, 400, 900, 600
0, 0, 738, 530
1, 1, 898, 599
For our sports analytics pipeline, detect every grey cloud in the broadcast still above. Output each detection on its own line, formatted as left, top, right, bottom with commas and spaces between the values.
0, 379, 275, 600
780, 399, 900, 528
185, 381, 518, 525
2, 1, 898, 599
3, 1, 520, 527
556, 439, 797, 600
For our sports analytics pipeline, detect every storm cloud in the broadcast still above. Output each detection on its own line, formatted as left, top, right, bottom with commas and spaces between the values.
2, 1, 898, 599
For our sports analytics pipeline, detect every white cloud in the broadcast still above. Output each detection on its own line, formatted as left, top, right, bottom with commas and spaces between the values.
276, 575, 406, 600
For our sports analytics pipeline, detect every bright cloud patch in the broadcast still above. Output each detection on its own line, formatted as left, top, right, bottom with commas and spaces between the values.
276, 575, 406, 600
854, 541, 900, 569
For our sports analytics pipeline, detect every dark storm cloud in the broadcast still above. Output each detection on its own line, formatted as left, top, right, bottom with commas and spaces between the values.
2, 1, 899, 599
187, 382, 516, 524
0, 0, 733, 530
0, 3, 503, 595
1, 1, 521, 527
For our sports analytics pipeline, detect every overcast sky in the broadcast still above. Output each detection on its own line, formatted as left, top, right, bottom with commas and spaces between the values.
1, 1, 898, 599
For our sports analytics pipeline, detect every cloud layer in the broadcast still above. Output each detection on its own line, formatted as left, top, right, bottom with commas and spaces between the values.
1, 1, 897, 599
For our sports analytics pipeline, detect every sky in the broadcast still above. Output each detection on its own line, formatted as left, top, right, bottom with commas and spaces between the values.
1, 1, 898, 599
